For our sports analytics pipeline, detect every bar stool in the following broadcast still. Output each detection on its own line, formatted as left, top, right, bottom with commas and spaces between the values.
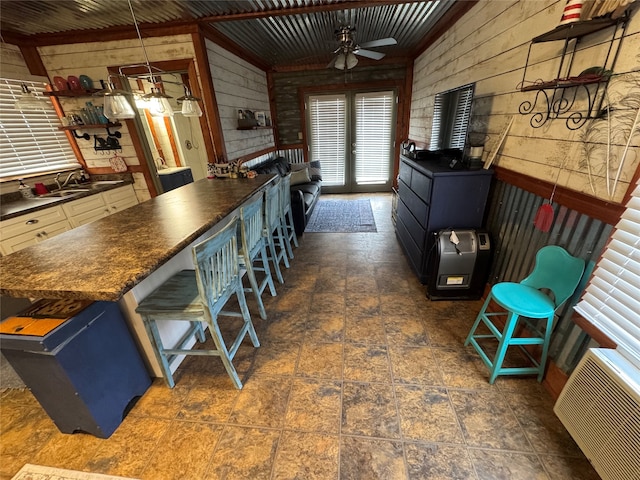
464, 245, 585, 384
280, 172, 298, 259
135, 216, 260, 389
263, 179, 289, 284
238, 193, 277, 320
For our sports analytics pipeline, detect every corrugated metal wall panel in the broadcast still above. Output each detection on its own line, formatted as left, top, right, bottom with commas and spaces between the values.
485, 180, 614, 372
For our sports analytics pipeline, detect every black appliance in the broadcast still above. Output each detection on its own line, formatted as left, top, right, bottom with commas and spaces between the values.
427, 229, 492, 300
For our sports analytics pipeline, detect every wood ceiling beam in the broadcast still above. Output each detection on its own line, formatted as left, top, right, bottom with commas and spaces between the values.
411, 0, 478, 58
194, 0, 425, 23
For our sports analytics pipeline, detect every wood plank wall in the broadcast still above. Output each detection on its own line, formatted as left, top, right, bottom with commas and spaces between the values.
271, 65, 407, 146
205, 40, 274, 162
410, 0, 639, 205
37, 35, 197, 202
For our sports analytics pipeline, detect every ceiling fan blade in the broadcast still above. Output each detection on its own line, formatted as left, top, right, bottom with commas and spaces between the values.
358, 37, 397, 49
353, 49, 385, 60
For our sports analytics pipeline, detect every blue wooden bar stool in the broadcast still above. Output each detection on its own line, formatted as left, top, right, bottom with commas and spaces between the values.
280, 173, 298, 259
238, 193, 277, 320
135, 216, 260, 388
263, 179, 289, 283
464, 245, 585, 384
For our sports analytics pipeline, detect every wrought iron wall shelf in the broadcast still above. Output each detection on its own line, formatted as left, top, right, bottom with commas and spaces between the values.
518, 15, 628, 130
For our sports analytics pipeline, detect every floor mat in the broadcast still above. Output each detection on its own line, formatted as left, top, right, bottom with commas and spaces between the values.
305, 198, 377, 233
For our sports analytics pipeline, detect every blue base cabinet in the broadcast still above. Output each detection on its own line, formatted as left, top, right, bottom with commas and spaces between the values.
0, 300, 151, 439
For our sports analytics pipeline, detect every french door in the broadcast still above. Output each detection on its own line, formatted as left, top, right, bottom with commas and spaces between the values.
307, 90, 396, 193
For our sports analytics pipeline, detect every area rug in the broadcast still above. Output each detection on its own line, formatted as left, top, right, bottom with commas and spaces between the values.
12, 464, 139, 480
305, 199, 377, 233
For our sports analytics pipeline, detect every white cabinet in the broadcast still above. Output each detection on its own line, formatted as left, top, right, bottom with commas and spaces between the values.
63, 194, 110, 228
103, 185, 138, 214
63, 184, 138, 228
1, 185, 138, 255
0, 206, 71, 255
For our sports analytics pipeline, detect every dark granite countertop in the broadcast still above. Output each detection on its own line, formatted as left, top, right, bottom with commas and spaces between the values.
0, 175, 276, 301
1, 180, 134, 221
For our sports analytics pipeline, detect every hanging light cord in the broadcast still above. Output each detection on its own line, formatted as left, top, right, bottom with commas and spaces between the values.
127, 0, 155, 79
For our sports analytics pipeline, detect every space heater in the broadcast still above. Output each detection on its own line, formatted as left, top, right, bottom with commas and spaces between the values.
554, 348, 640, 480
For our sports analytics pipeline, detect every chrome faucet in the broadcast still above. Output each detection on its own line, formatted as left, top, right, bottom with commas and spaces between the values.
55, 172, 78, 190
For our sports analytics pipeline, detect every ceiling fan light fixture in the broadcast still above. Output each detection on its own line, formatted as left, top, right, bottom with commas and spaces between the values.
334, 53, 347, 70
346, 52, 358, 70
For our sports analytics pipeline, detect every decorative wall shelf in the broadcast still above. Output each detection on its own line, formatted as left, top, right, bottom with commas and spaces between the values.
45, 89, 101, 97
518, 15, 628, 130
59, 122, 121, 131
237, 126, 273, 131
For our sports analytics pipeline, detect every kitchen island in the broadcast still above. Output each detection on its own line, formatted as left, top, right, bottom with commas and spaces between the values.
0, 174, 277, 376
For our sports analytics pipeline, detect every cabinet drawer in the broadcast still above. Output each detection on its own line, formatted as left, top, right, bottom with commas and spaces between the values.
62, 194, 106, 217
103, 185, 137, 212
397, 199, 426, 250
102, 185, 138, 205
1, 219, 71, 255
398, 182, 429, 228
410, 169, 432, 203
398, 161, 412, 186
395, 215, 423, 274
0, 205, 67, 239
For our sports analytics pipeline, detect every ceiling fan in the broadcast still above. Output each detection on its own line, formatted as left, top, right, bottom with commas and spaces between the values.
328, 25, 397, 70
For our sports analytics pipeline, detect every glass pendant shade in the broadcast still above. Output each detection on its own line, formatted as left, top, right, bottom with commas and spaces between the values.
14, 84, 48, 110
334, 53, 347, 70
103, 92, 136, 120
181, 99, 203, 117
148, 96, 173, 117
346, 52, 358, 70
144, 89, 173, 117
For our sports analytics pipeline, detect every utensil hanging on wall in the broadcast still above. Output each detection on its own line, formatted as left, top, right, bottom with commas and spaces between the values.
533, 157, 567, 232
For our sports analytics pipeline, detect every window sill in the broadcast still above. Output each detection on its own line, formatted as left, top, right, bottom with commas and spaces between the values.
572, 312, 617, 348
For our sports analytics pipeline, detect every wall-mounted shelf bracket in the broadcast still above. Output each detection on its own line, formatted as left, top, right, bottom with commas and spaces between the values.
72, 130, 91, 140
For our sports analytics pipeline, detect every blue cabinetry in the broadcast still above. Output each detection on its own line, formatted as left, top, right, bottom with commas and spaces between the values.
0, 300, 151, 438
159, 167, 194, 192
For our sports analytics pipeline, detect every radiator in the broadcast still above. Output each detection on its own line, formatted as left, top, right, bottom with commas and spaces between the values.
554, 348, 640, 480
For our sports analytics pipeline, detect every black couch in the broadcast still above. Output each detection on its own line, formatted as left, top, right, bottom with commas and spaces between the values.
252, 156, 321, 235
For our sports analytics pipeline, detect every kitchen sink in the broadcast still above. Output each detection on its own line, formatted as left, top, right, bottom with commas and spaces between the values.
39, 189, 90, 198
91, 180, 125, 186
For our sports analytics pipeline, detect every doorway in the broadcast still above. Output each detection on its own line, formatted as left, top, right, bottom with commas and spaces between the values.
129, 74, 208, 182
307, 90, 396, 193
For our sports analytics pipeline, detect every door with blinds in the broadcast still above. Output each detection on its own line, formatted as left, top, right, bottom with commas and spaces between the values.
307, 90, 396, 193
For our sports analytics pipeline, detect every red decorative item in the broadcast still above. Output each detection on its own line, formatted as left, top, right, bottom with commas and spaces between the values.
559, 0, 583, 25
67, 75, 81, 90
53, 76, 68, 91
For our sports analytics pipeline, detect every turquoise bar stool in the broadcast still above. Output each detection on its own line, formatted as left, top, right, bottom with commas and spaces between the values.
239, 193, 277, 320
280, 173, 298, 259
464, 245, 585, 384
263, 179, 289, 283
136, 216, 260, 389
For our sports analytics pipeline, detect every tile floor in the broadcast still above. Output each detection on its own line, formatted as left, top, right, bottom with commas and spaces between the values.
0, 193, 600, 480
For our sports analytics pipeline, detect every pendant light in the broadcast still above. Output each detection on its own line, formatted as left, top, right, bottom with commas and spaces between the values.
143, 88, 174, 117
101, 80, 136, 120
177, 86, 203, 117
14, 83, 48, 111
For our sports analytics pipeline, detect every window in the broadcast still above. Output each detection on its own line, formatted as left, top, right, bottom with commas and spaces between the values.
430, 83, 475, 150
308, 94, 346, 187
0, 78, 79, 179
574, 180, 640, 367
354, 91, 394, 185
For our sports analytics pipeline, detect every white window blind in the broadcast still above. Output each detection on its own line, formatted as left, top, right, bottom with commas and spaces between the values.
430, 83, 474, 150
354, 91, 393, 185
308, 94, 346, 187
0, 78, 79, 179
574, 180, 640, 366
